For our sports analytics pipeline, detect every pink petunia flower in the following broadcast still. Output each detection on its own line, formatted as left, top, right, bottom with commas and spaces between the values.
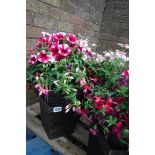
55, 32, 66, 42
50, 43, 59, 57
84, 48, 94, 57
67, 33, 77, 44
58, 44, 71, 56
28, 54, 37, 64
78, 39, 88, 48
37, 50, 51, 63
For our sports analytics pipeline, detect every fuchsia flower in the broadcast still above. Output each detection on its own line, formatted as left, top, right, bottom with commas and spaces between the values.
29, 47, 34, 52
58, 44, 71, 56
44, 87, 49, 96
81, 109, 89, 117
95, 102, 104, 110
73, 107, 82, 115
29, 54, 37, 64
117, 96, 125, 102
67, 33, 77, 44
86, 93, 93, 99
105, 106, 113, 115
106, 97, 113, 106
89, 77, 99, 84
94, 96, 105, 110
35, 84, 49, 96
113, 121, 123, 140
90, 128, 97, 135
84, 48, 94, 57
113, 121, 122, 133
83, 85, 91, 93
37, 50, 51, 63
79, 77, 87, 86
122, 70, 129, 77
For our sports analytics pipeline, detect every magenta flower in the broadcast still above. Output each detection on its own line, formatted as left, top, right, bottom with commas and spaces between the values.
79, 77, 87, 86
94, 101, 104, 110
113, 121, 123, 140
83, 85, 91, 93
94, 96, 105, 110
106, 97, 113, 106
67, 33, 77, 44
55, 32, 66, 42
37, 50, 50, 63
122, 70, 129, 77
28, 54, 37, 64
113, 121, 122, 134
29, 47, 34, 52
105, 106, 113, 115
55, 53, 66, 61
84, 48, 94, 57
58, 44, 71, 56
44, 87, 49, 96
89, 77, 99, 84
90, 128, 97, 135
50, 43, 59, 57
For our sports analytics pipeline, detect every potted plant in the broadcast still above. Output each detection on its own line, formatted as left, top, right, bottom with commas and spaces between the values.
26, 31, 96, 139
70, 45, 129, 154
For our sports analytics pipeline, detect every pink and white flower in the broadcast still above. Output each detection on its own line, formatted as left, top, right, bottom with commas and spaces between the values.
55, 32, 66, 41
50, 43, 59, 57
83, 48, 95, 60
95, 54, 105, 62
79, 77, 87, 86
28, 54, 37, 64
37, 50, 51, 63
58, 44, 71, 56
78, 39, 88, 48
67, 33, 77, 44
116, 49, 127, 59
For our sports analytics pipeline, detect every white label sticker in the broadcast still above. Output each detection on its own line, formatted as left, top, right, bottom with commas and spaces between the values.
53, 107, 62, 113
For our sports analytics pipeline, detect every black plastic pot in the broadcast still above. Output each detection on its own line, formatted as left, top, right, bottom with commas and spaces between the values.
39, 92, 79, 139
87, 127, 129, 155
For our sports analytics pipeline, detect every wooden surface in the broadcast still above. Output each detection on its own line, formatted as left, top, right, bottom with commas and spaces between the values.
26, 102, 88, 155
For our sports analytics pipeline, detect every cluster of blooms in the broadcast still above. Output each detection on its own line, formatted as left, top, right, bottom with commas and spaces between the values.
103, 49, 129, 62
28, 32, 95, 64
73, 67, 129, 144
27, 31, 129, 145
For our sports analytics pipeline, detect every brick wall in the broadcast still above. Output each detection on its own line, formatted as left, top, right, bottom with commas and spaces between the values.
97, 0, 129, 51
26, 0, 106, 49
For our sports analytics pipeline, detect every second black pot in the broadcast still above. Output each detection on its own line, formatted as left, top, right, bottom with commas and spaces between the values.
39, 92, 79, 139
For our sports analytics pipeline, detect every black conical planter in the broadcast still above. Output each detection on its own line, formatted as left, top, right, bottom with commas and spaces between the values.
87, 127, 129, 155
39, 92, 79, 139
